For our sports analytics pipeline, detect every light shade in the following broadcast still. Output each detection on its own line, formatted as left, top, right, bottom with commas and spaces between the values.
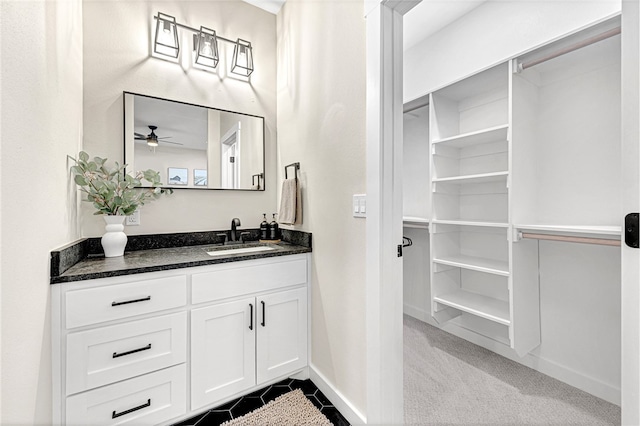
231, 39, 254, 77
154, 12, 180, 58
193, 26, 219, 69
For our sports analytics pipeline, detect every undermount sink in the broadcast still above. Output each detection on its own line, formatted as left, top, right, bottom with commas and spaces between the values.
205, 244, 277, 257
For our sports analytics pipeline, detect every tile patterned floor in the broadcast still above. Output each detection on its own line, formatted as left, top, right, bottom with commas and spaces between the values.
173, 378, 350, 426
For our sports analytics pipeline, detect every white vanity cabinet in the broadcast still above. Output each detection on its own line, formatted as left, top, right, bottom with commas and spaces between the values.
190, 287, 308, 410
52, 253, 310, 426
190, 256, 308, 410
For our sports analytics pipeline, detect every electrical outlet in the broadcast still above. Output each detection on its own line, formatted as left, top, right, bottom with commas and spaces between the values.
125, 211, 140, 226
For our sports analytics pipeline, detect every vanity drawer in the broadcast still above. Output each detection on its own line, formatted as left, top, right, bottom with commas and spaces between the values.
65, 275, 187, 329
192, 257, 307, 304
66, 312, 187, 395
66, 364, 186, 426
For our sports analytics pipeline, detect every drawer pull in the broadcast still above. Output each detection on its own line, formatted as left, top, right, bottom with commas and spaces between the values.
111, 296, 151, 307
249, 303, 254, 330
113, 344, 152, 358
112, 398, 151, 419
261, 300, 266, 327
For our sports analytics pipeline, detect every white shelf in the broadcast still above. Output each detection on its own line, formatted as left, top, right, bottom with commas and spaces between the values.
433, 254, 509, 276
433, 219, 509, 228
403, 216, 429, 229
449, 315, 511, 346
433, 171, 509, 185
515, 224, 621, 236
432, 124, 509, 148
403, 216, 429, 223
434, 289, 511, 326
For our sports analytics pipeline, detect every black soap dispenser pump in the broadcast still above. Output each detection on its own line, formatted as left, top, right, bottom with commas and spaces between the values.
269, 213, 280, 240
260, 213, 269, 240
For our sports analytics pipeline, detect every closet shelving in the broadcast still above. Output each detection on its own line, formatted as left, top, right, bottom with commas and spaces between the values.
432, 254, 509, 276
432, 124, 509, 148
429, 62, 517, 349
511, 17, 621, 241
403, 216, 429, 230
433, 290, 510, 325
423, 16, 623, 357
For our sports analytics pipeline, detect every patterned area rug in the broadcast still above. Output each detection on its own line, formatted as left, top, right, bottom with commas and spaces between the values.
221, 388, 332, 426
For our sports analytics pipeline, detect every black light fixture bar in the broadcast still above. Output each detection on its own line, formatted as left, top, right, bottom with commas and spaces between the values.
153, 16, 242, 45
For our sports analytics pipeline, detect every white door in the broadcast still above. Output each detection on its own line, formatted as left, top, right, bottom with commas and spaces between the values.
256, 287, 308, 384
621, 2, 640, 424
191, 298, 255, 410
221, 122, 241, 189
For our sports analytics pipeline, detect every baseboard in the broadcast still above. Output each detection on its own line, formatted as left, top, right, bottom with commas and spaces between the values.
309, 364, 367, 425
403, 303, 430, 322
436, 321, 621, 406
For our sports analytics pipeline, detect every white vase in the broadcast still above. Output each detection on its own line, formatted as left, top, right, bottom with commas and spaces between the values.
101, 215, 127, 257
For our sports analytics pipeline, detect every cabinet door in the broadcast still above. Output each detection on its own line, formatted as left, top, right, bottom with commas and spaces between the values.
191, 298, 256, 410
256, 287, 308, 383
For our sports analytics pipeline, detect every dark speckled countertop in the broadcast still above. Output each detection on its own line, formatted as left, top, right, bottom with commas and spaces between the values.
50, 229, 312, 284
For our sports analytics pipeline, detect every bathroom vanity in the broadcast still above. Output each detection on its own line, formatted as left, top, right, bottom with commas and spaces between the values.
50, 233, 312, 425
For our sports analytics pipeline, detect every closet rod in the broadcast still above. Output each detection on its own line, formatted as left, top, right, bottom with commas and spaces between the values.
519, 27, 621, 71
520, 232, 620, 247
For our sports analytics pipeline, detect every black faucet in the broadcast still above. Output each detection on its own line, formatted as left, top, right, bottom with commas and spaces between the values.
230, 218, 241, 242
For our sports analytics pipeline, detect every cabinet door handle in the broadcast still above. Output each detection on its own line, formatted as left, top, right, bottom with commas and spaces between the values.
112, 398, 151, 419
261, 300, 266, 327
112, 343, 152, 358
111, 296, 151, 307
249, 303, 254, 330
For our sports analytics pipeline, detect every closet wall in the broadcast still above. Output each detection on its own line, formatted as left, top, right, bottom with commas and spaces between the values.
403, 106, 430, 320
403, 7, 622, 405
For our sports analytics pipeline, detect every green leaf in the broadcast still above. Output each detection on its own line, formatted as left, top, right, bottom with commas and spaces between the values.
79, 151, 89, 161
74, 175, 88, 186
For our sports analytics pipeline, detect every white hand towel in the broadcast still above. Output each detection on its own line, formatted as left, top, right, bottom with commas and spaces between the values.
278, 178, 302, 225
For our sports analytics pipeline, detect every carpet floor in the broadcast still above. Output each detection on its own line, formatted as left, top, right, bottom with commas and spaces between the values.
404, 315, 621, 425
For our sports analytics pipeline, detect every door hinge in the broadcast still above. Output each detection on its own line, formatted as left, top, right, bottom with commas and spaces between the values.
625, 213, 639, 248
397, 244, 403, 257
230, 157, 235, 163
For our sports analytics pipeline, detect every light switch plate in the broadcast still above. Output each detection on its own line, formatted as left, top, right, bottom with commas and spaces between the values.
353, 194, 366, 218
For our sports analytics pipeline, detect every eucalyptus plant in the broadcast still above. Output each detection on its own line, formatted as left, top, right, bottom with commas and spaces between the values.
71, 151, 172, 216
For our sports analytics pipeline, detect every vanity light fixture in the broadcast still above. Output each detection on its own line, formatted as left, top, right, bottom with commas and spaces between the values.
152, 12, 255, 77
153, 12, 180, 58
193, 26, 219, 69
230, 39, 254, 77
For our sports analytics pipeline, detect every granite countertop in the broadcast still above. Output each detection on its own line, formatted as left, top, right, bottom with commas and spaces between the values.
50, 229, 312, 284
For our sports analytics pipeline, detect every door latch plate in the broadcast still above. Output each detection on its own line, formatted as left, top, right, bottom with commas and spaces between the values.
625, 213, 639, 248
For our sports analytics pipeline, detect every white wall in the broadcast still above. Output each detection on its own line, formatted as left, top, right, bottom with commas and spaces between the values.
277, 0, 367, 416
402, 106, 429, 219
0, 0, 83, 423
82, 0, 277, 236
404, 0, 621, 102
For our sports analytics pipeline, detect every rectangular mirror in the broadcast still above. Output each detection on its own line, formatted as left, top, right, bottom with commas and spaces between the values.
124, 92, 265, 190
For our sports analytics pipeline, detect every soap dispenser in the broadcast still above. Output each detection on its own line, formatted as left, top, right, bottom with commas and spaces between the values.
269, 213, 280, 240
260, 213, 269, 240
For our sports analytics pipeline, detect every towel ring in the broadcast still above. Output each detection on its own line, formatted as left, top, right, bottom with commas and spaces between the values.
285, 162, 300, 180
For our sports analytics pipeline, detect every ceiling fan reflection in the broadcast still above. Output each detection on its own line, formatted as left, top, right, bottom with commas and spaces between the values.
134, 125, 183, 147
